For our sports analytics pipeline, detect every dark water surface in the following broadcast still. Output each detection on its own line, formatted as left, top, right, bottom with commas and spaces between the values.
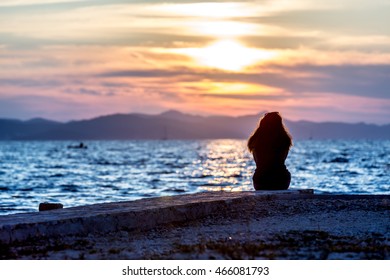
0, 140, 388, 215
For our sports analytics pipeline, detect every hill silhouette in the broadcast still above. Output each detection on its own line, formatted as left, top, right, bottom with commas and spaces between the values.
0, 111, 389, 140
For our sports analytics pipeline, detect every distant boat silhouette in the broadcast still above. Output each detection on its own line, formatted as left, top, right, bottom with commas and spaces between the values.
67, 142, 87, 149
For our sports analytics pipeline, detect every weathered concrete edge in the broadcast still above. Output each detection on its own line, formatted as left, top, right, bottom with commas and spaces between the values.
0, 190, 315, 245
3, 190, 388, 245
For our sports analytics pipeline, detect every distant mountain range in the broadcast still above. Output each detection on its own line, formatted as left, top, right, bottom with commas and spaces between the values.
0, 110, 389, 140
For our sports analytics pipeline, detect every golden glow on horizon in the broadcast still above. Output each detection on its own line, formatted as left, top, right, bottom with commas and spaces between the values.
194, 82, 281, 95
172, 40, 276, 71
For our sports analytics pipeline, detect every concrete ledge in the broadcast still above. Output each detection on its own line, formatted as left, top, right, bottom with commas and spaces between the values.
0, 190, 314, 244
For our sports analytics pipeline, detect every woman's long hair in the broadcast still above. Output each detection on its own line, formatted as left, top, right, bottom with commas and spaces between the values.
247, 112, 292, 153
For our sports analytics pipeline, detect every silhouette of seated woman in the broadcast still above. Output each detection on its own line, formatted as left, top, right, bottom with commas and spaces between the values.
247, 112, 292, 190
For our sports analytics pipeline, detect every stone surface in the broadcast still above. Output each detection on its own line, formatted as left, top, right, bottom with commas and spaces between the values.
0, 190, 313, 244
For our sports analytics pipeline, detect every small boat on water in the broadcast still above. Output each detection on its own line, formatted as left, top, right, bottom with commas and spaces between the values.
67, 142, 88, 149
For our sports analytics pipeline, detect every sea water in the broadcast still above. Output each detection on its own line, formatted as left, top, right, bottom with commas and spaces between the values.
0, 140, 389, 215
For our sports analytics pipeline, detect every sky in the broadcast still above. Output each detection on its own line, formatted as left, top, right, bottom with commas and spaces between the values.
0, 0, 389, 124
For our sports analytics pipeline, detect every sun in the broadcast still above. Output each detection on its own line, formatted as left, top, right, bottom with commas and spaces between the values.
173, 40, 275, 71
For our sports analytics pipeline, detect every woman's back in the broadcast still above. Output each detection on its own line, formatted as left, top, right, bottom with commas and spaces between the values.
252, 139, 289, 170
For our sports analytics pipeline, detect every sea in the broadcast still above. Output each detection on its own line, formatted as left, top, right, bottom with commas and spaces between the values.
0, 139, 389, 215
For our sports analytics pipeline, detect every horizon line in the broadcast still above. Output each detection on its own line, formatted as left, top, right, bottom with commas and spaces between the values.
1, 110, 389, 126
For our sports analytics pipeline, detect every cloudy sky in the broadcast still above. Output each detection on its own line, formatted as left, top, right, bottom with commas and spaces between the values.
1, 0, 389, 123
